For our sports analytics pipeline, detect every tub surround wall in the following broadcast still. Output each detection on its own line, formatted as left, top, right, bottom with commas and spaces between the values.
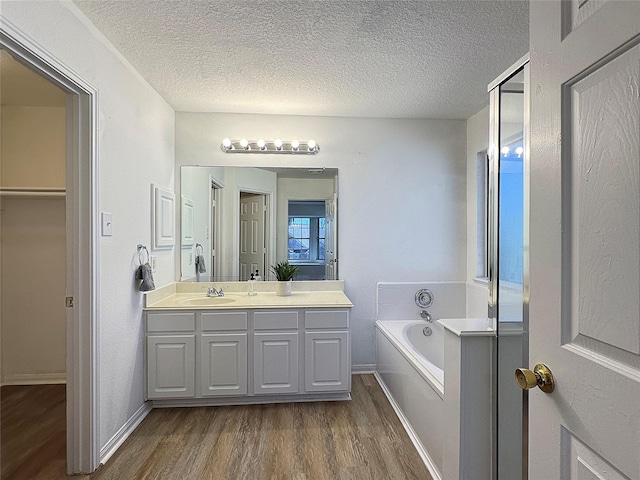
376, 281, 485, 321
441, 318, 493, 480
175, 113, 467, 370
2, 1, 176, 454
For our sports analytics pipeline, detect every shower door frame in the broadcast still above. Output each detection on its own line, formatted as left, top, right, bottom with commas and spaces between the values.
487, 53, 530, 480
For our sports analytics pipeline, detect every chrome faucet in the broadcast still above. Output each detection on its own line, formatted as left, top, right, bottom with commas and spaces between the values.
420, 310, 432, 322
206, 287, 224, 297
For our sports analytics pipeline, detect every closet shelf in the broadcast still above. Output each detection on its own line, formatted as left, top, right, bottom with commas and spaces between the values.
0, 187, 66, 198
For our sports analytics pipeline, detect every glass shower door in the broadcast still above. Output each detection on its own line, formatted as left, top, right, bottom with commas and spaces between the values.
488, 58, 529, 479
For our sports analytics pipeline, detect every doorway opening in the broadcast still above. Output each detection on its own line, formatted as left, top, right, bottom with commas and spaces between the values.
0, 49, 67, 477
0, 24, 98, 474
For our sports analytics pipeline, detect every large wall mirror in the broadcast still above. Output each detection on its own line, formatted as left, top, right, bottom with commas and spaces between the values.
180, 166, 338, 282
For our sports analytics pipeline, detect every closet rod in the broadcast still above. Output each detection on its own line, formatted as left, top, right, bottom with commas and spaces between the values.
0, 187, 66, 198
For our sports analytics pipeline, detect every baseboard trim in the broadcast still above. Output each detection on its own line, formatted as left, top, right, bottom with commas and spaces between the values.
351, 364, 376, 374
100, 402, 152, 466
1, 373, 67, 386
151, 392, 351, 408
373, 372, 442, 480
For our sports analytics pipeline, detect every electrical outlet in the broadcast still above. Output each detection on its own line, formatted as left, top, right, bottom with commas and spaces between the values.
189, 253, 193, 265
151, 256, 157, 272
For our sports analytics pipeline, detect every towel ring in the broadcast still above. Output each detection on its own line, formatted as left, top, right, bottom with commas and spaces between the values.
137, 244, 150, 265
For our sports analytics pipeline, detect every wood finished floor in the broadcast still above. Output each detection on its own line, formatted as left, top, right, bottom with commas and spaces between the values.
1, 375, 432, 480
1, 384, 67, 480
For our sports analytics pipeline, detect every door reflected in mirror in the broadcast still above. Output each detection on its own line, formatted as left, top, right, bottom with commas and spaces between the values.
180, 166, 338, 282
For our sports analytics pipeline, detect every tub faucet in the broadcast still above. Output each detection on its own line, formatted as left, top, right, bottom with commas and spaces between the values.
420, 310, 432, 322
206, 287, 224, 297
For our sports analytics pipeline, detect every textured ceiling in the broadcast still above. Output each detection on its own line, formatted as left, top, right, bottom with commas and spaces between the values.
73, 0, 528, 119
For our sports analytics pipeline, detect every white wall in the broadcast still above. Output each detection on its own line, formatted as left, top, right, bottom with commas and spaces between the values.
176, 113, 467, 367
179, 165, 221, 281
1, 105, 67, 384
0, 106, 66, 187
1, 197, 67, 383
1, 1, 176, 451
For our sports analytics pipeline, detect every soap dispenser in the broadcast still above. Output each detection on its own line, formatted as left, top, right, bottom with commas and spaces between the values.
247, 273, 257, 296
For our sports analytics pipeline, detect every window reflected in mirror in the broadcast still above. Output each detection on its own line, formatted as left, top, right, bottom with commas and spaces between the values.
180, 166, 338, 282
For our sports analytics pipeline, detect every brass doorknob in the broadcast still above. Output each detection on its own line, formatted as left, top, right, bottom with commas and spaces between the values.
515, 363, 555, 393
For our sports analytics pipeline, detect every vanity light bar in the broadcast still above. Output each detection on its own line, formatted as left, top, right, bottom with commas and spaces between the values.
221, 138, 320, 154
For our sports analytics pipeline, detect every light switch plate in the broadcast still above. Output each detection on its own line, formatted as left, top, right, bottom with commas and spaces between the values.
102, 212, 113, 236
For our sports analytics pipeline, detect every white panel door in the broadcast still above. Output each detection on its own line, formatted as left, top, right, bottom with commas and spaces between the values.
304, 331, 349, 392
253, 332, 299, 394
147, 335, 195, 399
200, 333, 247, 396
239, 193, 265, 281
529, 1, 640, 478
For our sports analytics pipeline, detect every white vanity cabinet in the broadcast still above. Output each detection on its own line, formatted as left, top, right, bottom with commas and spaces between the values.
304, 310, 350, 392
146, 312, 196, 399
200, 311, 248, 397
144, 305, 351, 405
253, 311, 300, 395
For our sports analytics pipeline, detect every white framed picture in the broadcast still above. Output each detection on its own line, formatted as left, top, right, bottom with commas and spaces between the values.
151, 184, 175, 250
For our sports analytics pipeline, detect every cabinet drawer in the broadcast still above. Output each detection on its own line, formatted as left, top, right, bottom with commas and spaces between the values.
201, 312, 248, 331
253, 311, 299, 330
147, 312, 195, 332
305, 310, 349, 329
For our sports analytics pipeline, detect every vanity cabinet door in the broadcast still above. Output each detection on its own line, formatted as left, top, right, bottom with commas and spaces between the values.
304, 331, 349, 392
253, 332, 299, 394
147, 335, 195, 399
200, 333, 248, 396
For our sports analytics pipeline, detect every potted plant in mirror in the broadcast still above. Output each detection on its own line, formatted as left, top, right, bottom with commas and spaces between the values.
270, 260, 299, 296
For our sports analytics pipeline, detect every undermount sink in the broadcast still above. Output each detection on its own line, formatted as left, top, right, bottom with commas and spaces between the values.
178, 296, 236, 306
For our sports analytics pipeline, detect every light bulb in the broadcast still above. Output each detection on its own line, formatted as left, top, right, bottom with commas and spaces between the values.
257, 139, 266, 150
307, 139, 317, 152
515, 146, 524, 156
274, 139, 283, 150
291, 139, 300, 151
222, 138, 232, 150
240, 138, 249, 150
501, 146, 510, 156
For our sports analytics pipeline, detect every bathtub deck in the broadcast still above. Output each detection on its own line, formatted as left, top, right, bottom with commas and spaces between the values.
2, 375, 432, 479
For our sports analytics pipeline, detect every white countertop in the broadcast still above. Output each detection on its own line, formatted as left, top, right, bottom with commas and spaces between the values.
437, 317, 496, 337
145, 289, 353, 311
